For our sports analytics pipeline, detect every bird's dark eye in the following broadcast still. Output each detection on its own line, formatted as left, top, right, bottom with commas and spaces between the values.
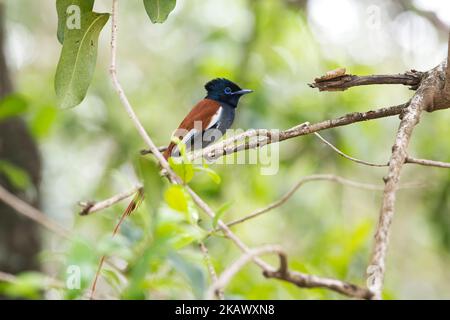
224, 87, 232, 94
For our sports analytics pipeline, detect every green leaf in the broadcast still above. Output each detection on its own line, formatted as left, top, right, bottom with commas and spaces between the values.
56, 0, 95, 44
169, 157, 194, 184
169, 252, 206, 299
213, 201, 232, 228
30, 105, 57, 138
2, 272, 48, 299
0, 160, 31, 190
172, 226, 206, 249
164, 185, 188, 213
0, 94, 28, 121
194, 165, 221, 184
55, 12, 109, 109
143, 0, 177, 23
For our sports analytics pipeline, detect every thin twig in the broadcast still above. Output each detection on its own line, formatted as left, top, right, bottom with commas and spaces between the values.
314, 132, 387, 167
315, 132, 450, 169
405, 157, 450, 168
109, 0, 175, 183
199, 242, 223, 300
226, 174, 385, 228
140, 146, 167, 155
0, 184, 71, 239
79, 185, 143, 215
206, 245, 284, 299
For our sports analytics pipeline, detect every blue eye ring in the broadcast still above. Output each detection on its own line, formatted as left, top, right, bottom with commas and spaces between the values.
224, 87, 232, 94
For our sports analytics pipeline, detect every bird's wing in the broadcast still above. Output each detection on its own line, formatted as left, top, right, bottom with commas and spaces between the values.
163, 99, 222, 159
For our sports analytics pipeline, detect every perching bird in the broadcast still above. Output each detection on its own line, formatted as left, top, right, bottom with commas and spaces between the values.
163, 78, 252, 160
115, 79, 252, 236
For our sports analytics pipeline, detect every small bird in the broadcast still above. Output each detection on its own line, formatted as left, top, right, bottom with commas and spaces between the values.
163, 78, 253, 160
112, 79, 252, 245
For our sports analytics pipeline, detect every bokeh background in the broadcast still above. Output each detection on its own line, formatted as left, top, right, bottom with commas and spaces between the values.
0, 0, 449, 299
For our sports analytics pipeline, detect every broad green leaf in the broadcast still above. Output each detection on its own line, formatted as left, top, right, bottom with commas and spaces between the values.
143, 0, 177, 23
164, 185, 188, 213
55, 12, 109, 109
56, 0, 95, 44
213, 201, 232, 228
169, 157, 194, 184
0, 160, 31, 190
194, 165, 221, 184
0, 94, 28, 121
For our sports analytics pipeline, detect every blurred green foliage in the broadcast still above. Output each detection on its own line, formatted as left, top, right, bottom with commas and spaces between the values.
1, 0, 450, 300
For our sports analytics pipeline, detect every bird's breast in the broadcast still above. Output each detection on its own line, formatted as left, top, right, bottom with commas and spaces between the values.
215, 104, 235, 134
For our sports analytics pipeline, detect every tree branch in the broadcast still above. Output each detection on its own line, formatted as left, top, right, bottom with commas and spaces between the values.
444, 32, 450, 97
207, 245, 373, 300
194, 103, 408, 162
314, 132, 387, 167
367, 63, 444, 299
405, 156, 450, 168
309, 69, 423, 92
199, 241, 223, 300
0, 184, 71, 239
79, 185, 143, 216
206, 245, 284, 299
263, 262, 373, 300
226, 174, 385, 228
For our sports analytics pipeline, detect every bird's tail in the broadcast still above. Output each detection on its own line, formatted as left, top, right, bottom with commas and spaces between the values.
90, 187, 145, 299
112, 187, 145, 235
163, 143, 174, 160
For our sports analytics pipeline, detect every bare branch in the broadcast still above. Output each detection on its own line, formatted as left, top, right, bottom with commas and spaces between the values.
314, 132, 450, 169
309, 70, 423, 92
207, 245, 373, 300
109, 0, 175, 183
79, 185, 143, 216
199, 242, 223, 300
314, 132, 387, 167
0, 184, 71, 239
226, 174, 386, 228
445, 31, 450, 96
195, 104, 408, 162
206, 245, 284, 299
140, 146, 167, 155
263, 264, 373, 300
405, 156, 450, 168
367, 68, 438, 299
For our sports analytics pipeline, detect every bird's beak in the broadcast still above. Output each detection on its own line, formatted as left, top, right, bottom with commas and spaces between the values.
232, 89, 253, 95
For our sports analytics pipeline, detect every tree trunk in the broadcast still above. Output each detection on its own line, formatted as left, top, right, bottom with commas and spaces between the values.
0, 3, 41, 274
